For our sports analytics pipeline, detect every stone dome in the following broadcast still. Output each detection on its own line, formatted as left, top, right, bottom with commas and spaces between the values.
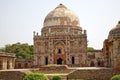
109, 21, 120, 39
43, 4, 80, 27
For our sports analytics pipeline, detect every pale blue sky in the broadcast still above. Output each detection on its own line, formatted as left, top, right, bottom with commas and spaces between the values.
0, 0, 120, 49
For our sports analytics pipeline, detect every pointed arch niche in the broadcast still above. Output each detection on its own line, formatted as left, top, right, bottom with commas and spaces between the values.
53, 41, 66, 64
54, 41, 65, 54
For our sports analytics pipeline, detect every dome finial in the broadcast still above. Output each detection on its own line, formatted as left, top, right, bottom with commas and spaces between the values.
60, 3, 63, 5
55, 3, 67, 9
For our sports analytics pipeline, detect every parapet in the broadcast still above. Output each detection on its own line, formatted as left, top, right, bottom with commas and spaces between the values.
0, 52, 16, 58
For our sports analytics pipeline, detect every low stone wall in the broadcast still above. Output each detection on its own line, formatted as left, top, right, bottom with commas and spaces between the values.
0, 69, 34, 80
0, 67, 115, 80
37, 65, 74, 74
68, 67, 113, 80
0, 71, 25, 80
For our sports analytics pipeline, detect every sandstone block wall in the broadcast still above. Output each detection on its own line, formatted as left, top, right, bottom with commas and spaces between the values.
68, 68, 113, 80
0, 71, 25, 80
0, 67, 115, 80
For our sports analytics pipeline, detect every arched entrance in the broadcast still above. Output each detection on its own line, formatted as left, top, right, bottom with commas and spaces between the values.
25, 63, 28, 68
54, 41, 66, 64
57, 58, 63, 64
18, 63, 21, 68
0, 61, 2, 70
45, 57, 48, 65
90, 61, 95, 67
72, 56, 75, 64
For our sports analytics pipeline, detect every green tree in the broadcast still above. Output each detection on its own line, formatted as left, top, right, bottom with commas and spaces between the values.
111, 75, 120, 80
2, 42, 33, 59
52, 75, 61, 80
0, 48, 5, 52
24, 73, 48, 80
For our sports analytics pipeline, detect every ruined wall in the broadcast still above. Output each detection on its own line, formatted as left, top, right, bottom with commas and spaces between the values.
0, 67, 115, 80
0, 53, 15, 70
0, 71, 25, 80
68, 68, 113, 80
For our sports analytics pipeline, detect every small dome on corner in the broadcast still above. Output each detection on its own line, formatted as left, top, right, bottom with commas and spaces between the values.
109, 21, 120, 38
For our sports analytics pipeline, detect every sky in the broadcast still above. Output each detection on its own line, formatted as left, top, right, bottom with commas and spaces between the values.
0, 0, 120, 49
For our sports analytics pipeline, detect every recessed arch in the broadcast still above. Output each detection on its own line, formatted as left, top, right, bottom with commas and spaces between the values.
57, 58, 63, 64
54, 41, 65, 54
72, 56, 75, 64
45, 57, 48, 65
90, 61, 95, 67
18, 63, 21, 68
58, 48, 62, 54
25, 63, 28, 68
0, 60, 2, 70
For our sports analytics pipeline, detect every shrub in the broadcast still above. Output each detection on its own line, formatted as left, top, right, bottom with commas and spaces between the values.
111, 75, 120, 80
52, 75, 61, 80
24, 73, 48, 80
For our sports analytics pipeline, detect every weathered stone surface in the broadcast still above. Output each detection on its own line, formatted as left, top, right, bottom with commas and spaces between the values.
68, 68, 113, 80
33, 4, 105, 68
44, 4, 80, 27
36, 65, 74, 74
0, 71, 25, 80
0, 53, 15, 70
0, 67, 114, 80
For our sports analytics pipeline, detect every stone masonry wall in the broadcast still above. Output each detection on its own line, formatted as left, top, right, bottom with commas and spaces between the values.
68, 68, 113, 80
0, 67, 115, 80
0, 71, 25, 80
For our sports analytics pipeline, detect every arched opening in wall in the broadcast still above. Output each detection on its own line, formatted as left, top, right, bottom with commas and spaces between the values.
45, 57, 48, 65
97, 60, 101, 67
90, 61, 95, 67
54, 41, 65, 54
7, 61, 10, 69
58, 49, 61, 54
72, 56, 75, 64
25, 63, 28, 68
57, 58, 63, 64
37, 56, 41, 66
0, 61, 2, 70
18, 63, 21, 68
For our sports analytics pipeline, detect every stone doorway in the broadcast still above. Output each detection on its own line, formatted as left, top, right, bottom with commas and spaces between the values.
45, 57, 48, 65
57, 58, 63, 64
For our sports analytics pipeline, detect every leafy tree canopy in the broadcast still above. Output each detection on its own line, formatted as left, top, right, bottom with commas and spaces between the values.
0, 42, 33, 59
24, 73, 48, 80
111, 75, 120, 80
52, 75, 61, 80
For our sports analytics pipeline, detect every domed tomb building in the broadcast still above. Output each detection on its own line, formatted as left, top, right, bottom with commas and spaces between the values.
103, 21, 120, 68
33, 4, 87, 67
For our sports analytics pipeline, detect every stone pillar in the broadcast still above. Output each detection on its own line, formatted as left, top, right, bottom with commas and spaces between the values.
3, 58, 7, 69
9, 59, 13, 69
49, 28, 51, 33
13, 58, 15, 69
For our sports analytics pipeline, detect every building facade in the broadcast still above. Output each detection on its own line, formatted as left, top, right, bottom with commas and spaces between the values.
103, 21, 120, 68
0, 52, 15, 70
15, 59, 33, 69
33, 4, 120, 68
34, 4, 87, 67
87, 50, 104, 67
